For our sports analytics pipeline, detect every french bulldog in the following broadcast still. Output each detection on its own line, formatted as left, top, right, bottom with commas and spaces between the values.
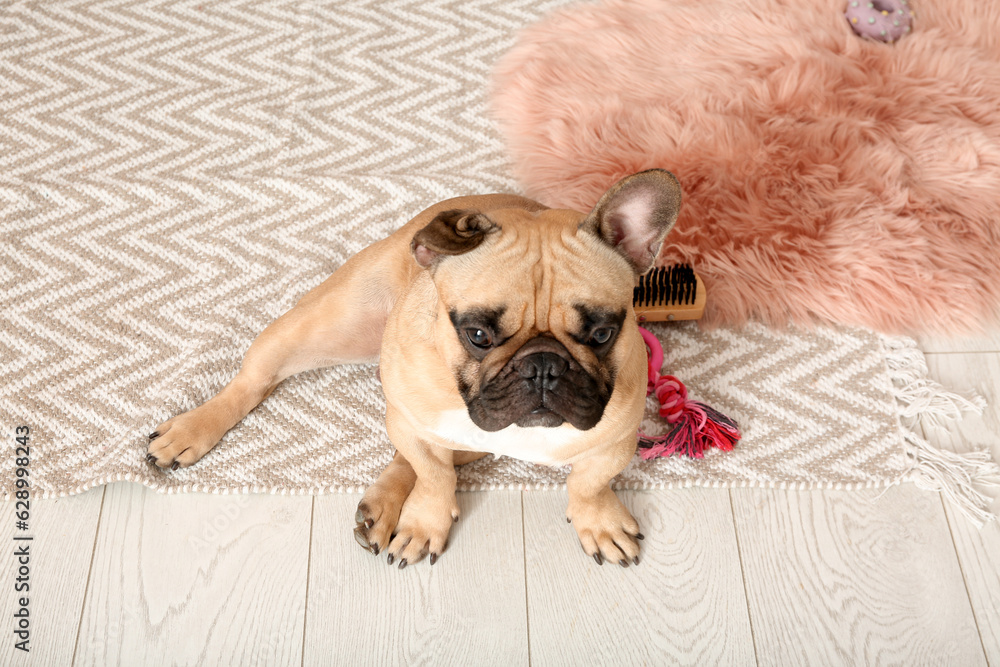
147, 169, 682, 568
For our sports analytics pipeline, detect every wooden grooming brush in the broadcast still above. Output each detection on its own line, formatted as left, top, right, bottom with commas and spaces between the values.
633, 264, 706, 322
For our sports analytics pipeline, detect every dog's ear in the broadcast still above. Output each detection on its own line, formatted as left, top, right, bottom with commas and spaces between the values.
579, 169, 682, 275
411, 209, 497, 268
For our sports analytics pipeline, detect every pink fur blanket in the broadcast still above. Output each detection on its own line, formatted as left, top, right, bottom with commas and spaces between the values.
491, 0, 1000, 335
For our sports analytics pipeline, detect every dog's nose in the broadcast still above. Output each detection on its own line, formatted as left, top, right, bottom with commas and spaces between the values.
511, 336, 575, 390
516, 352, 569, 382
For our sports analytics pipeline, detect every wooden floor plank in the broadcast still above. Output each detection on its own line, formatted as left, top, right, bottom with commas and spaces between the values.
944, 514, 1000, 666
0, 487, 104, 666
304, 490, 527, 666
523, 488, 755, 665
915, 331, 1000, 355
924, 352, 1000, 662
732, 485, 984, 666
74, 483, 311, 667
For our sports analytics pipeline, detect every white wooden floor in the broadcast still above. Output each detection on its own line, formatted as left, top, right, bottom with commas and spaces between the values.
4, 332, 999, 666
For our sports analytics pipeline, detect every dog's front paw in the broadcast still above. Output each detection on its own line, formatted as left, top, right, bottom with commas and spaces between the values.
354, 483, 411, 558
384, 485, 459, 569
146, 406, 226, 470
566, 487, 643, 567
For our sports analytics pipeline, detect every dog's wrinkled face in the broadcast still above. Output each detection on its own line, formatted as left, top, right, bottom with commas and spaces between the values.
448, 303, 625, 430
410, 169, 683, 434
417, 208, 637, 432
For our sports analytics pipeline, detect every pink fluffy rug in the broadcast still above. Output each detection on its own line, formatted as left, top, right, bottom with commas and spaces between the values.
491, 0, 1000, 335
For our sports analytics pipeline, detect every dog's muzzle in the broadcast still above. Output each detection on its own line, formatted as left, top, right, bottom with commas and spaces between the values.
465, 336, 611, 431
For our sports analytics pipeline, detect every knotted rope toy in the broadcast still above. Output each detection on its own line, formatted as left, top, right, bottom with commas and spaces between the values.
636, 326, 741, 459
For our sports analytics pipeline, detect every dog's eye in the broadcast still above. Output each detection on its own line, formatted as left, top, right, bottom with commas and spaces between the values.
590, 327, 616, 346
465, 328, 493, 349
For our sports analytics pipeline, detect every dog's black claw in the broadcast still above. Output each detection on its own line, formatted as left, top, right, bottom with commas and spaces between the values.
171, 462, 179, 471
593, 553, 603, 566
636, 533, 645, 541
146, 454, 156, 463
567, 517, 572, 523
148, 431, 160, 440
387, 553, 395, 565
430, 553, 438, 565
364, 518, 374, 529
633, 556, 640, 566
398, 558, 408, 570
372, 544, 380, 556
619, 559, 629, 568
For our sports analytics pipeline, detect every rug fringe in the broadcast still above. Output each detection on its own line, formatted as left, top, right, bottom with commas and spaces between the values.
883, 335, 1000, 527
904, 431, 1000, 528
883, 336, 987, 426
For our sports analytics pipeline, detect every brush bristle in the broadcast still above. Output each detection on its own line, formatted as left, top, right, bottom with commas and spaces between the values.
633, 264, 706, 322
634, 264, 698, 306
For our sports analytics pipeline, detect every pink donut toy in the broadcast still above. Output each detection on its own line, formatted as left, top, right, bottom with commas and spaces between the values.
845, 0, 914, 43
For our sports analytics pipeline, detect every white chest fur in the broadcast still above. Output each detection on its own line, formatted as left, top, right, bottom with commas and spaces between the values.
430, 409, 585, 466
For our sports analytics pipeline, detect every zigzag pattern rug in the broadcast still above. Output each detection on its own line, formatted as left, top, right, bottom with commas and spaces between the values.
1, 0, 993, 523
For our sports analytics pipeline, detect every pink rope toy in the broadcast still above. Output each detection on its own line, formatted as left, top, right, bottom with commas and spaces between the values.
637, 326, 741, 459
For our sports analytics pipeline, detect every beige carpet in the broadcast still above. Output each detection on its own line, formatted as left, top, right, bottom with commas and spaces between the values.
1, 0, 995, 523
